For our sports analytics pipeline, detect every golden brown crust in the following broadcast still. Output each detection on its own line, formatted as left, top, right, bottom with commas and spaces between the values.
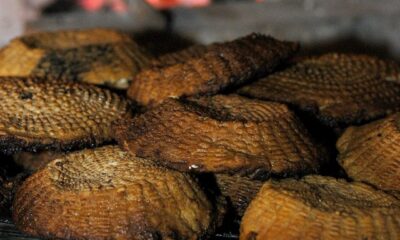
30, 43, 150, 89
128, 33, 299, 106
240, 176, 400, 240
13, 151, 63, 172
238, 53, 400, 126
0, 77, 131, 154
337, 113, 400, 192
114, 95, 324, 179
13, 145, 216, 240
215, 174, 263, 216
0, 29, 151, 89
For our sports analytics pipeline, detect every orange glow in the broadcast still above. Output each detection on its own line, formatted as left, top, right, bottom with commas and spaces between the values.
77, 0, 269, 12
145, 0, 211, 9
78, 0, 128, 12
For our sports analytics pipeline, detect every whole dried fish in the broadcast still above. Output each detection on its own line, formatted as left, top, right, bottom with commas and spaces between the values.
0, 77, 131, 153
115, 95, 325, 179
13, 146, 217, 239
0, 28, 151, 89
128, 33, 299, 107
241, 176, 400, 240
238, 53, 400, 126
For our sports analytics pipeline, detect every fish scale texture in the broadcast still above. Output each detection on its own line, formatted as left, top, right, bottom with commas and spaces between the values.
240, 176, 400, 240
127, 33, 299, 107
13, 145, 215, 240
18, 29, 132, 49
238, 53, 400, 126
150, 44, 209, 68
337, 113, 400, 192
0, 28, 151, 89
114, 95, 324, 179
0, 77, 131, 153
215, 174, 263, 216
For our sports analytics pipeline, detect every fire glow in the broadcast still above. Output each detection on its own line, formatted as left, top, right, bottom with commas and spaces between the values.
145, 0, 210, 9
78, 0, 211, 11
78, 0, 128, 12
78, 0, 266, 11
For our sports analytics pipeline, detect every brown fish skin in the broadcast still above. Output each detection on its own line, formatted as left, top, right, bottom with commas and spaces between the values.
114, 95, 324, 179
150, 44, 208, 68
0, 28, 151, 89
17, 28, 133, 49
31, 43, 150, 89
13, 145, 216, 240
238, 53, 400, 127
240, 176, 400, 240
0, 77, 131, 154
215, 174, 263, 217
337, 113, 400, 192
127, 33, 299, 107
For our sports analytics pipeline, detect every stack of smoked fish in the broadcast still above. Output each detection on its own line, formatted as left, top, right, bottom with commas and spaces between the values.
0, 28, 398, 240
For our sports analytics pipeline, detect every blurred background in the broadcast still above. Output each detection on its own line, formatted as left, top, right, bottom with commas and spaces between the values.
0, 0, 400, 58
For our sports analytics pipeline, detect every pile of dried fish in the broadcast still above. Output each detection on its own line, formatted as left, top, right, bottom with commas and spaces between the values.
0, 28, 397, 240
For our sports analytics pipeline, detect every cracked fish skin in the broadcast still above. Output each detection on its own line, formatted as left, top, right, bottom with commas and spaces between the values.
13, 145, 216, 240
337, 113, 400, 192
0, 77, 131, 154
0, 28, 151, 89
238, 53, 400, 127
114, 95, 324, 179
240, 175, 400, 240
128, 33, 299, 107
